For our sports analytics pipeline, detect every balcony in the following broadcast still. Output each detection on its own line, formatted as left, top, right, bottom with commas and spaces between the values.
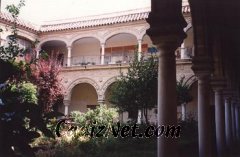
70, 53, 135, 67
71, 55, 101, 66
64, 47, 193, 67
104, 53, 134, 65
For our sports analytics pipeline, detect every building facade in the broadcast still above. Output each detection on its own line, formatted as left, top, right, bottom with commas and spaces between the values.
0, 5, 197, 123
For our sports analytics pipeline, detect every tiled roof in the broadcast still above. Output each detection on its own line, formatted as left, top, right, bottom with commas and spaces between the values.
0, 12, 38, 32
41, 6, 191, 32
0, 6, 191, 33
40, 7, 151, 32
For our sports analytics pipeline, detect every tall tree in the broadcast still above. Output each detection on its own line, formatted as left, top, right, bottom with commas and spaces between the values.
109, 54, 193, 123
30, 54, 64, 113
109, 54, 158, 124
0, 1, 59, 156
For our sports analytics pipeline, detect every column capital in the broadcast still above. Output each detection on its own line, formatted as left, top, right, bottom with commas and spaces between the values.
223, 89, 235, 98
97, 99, 105, 105
231, 97, 240, 104
66, 45, 72, 49
211, 78, 227, 91
155, 35, 186, 52
191, 56, 213, 77
146, 1, 187, 48
100, 42, 105, 46
63, 100, 70, 106
35, 47, 41, 51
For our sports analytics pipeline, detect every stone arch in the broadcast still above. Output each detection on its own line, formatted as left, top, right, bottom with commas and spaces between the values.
100, 77, 119, 100
6, 34, 33, 45
188, 75, 198, 88
70, 34, 102, 45
138, 24, 150, 41
17, 31, 36, 42
16, 35, 33, 42
176, 74, 197, 87
103, 29, 139, 43
64, 77, 100, 100
38, 37, 69, 49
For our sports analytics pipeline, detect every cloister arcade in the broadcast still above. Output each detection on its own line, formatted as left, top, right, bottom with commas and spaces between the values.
38, 32, 154, 67
2, 2, 239, 156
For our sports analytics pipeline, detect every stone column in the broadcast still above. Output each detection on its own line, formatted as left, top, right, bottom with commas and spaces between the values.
137, 109, 142, 124
156, 43, 178, 157
225, 97, 233, 148
97, 99, 104, 105
36, 48, 40, 59
137, 39, 142, 61
181, 103, 186, 121
180, 43, 188, 59
212, 80, 226, 157
231, 103, 236, 141
67, 46, 72, 67
215, 90, 226, 156
101, 43, 105, 65
146, 0, 186, 156
235, 105, 240, 141
63, 100, 70, 116
192, 55, 214, 157
197, 73, 213, 157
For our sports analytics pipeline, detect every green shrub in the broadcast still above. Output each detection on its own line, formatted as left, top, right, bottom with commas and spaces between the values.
70, 105, 118, 137
10, 81, 38, 104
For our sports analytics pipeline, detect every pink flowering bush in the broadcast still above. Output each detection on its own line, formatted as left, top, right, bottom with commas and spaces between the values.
31, 55, 64, 113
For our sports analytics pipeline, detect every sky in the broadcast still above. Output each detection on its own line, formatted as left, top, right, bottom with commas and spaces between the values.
2, 0, 150, 25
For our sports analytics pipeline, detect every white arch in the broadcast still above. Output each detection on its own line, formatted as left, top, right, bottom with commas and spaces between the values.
70, 34, 101, 45
138, 24, 150, 41
4, 32, 36, 43
64, 77, 100, 100
38, 37, 69, 49
17, 31, 37, 42
103, 29, 139, 43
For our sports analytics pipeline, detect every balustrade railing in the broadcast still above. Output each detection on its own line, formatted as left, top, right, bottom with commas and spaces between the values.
67, 48, 192, 67
104, 53, 135, 64
71, 55, 101, 66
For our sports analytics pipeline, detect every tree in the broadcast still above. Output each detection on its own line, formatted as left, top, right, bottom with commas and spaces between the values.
30, 54, 64, 113
109, 54, 158, 124
109, 54, 193, 123
0, 81, 54, 156
176, 76, 193, 120
0, 1, 59, 156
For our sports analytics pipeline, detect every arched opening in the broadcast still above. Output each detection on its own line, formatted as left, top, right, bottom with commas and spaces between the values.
17, 36, 33, 49
71, 37, 100, 66
41, 40, 67, 66
104, 82, 117, 107
105, 33, 138, 64
70, 83, 98, 113
6, 35, 33, 49
176, 27, 194, 59
104, 81, 130, 122
6, 35, 34, 61
184, 81, 198, 120
142, 34, 157, 58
